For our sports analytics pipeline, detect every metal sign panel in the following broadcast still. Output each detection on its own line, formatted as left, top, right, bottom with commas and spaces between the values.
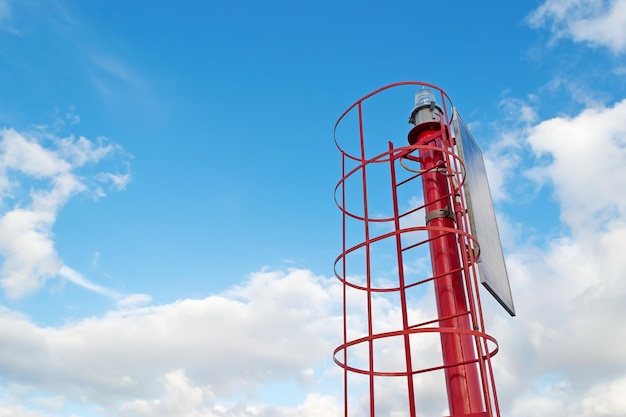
453, 109, 515, 316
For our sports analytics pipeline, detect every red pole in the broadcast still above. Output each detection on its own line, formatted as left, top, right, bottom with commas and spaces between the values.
409, 120, 484, 415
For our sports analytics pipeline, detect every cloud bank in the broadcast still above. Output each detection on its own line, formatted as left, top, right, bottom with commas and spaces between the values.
0, 269, 343, 417
481, 98, 626, 416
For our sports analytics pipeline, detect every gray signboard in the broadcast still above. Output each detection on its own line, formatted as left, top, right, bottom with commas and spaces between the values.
453, 109, 515, 316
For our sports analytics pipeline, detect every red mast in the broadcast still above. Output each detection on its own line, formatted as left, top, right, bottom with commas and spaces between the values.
334, 82, 505, 417
408, 89, 483, 415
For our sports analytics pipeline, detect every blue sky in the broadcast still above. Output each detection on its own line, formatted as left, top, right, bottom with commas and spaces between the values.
1, 0, 626, 416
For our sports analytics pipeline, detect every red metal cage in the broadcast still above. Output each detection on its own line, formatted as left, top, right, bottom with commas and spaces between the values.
333, 82, 501, 417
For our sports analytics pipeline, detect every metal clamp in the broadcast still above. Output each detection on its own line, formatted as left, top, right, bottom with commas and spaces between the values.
425, 206, 455, 223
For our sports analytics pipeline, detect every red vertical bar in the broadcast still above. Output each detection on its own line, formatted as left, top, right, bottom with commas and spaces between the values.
416, 130, 484, 416
357, 103, 376, 417
389, 142, 417, 417
341, 153, 349, 417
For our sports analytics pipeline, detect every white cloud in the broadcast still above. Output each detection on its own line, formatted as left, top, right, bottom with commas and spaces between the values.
95, 171, 131, 191
529, 0, 626, 53
0, 129, 71, 181
119, 369, 215, 417
54, 135, 120, 167
525, 98, 626, 231
484, 140, 521, 203
116, 293, 152, 309
499, 96, 539, 125
31, 395, 65, 412
477, 96, 537, 203
0, 208, 62, 298
0, 128, 130, 298
58, 266, 120, 298
122, 373, 342, 417
0, 403, 57, 417
542, 76, 611, 108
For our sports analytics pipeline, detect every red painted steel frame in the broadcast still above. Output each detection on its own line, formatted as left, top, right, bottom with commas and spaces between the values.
333, 82, 502, 417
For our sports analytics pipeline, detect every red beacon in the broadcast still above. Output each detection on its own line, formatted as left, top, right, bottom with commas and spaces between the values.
334, 82, 514, 417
